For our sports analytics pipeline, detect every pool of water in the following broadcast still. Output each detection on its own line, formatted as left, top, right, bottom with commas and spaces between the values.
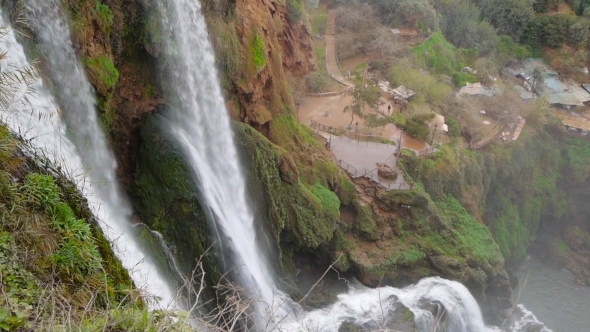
514, 256, 590, 331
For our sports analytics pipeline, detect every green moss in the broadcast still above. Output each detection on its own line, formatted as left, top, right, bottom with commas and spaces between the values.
353, 203, 379, 240
93, 1, 114, 34
133, 112, 221, 303
0, 123, 136, 327
310, 183, 340, 220
437, 197, 503, 261
83, 56, 120, 91
554, 238, 570, 254
251, 34, 266, 70
312, 13, 327, 35
564, 138, 590, 182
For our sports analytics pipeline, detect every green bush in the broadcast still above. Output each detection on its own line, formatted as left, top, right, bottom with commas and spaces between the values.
83, 56, 120, 91
287, 0, 304, 23
445, 117, 461, 137
405, 118, 431, 141
93, 1, 114, 34
312, 14, 327, 35
310, 183, 341, 220
250, 34, 266, 70
306, 72, 330, 93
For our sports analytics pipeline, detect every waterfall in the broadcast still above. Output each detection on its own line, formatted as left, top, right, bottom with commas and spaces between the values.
141, 1, 552, 331
150, 0, 283, 318
2, 2, 177, 307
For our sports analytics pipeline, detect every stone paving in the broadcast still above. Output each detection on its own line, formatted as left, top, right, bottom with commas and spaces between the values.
328, 136, 412, 190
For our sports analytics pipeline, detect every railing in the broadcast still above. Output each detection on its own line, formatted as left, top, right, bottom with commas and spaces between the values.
311, 119, 397, 144
310, 119, 346, 136
338, 159, 358, 177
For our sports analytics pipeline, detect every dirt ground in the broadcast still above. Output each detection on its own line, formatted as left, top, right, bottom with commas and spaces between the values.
299, 94, 428, 151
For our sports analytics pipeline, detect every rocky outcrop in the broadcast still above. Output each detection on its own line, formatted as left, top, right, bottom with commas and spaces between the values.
132, 111, 221, 302
232, 0, 315, 127
376, 162, 398, 180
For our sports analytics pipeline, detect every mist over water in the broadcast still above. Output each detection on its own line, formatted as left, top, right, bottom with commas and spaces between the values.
514, 256, 590, 331
0, 2, 176, 307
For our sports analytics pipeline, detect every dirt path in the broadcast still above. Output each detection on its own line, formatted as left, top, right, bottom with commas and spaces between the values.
325, 10, 353, 88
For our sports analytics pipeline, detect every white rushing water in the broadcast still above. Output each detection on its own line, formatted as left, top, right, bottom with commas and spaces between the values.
281, 277, 497, 332
0, 2, 176, 306
150, 0, 286, 321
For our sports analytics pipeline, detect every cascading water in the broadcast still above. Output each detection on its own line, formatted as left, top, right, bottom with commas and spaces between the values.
150, 0, 285, 320
282, 277, 498, 332
0, 2, 177, 306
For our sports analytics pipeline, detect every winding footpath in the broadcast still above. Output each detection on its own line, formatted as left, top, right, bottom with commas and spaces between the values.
325, 10, 353, 88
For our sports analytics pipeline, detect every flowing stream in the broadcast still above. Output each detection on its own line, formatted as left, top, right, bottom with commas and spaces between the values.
0, 3, 175, 307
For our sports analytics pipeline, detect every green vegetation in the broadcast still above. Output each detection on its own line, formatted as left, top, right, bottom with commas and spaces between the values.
564, 138, 590, 181
208, 18, 241, 88
250, 34, 266, 71
388, 247, 426, 266
287, 0, 304, 23
445, 117, 461, 137
554, 238, 570, 254
413, 32, 478, 87
496, 35, 531, 60
437, 197, 503, 261
388, 59, 452, 107
479, 0, 534, 41
371, 0, 438, 30
269, 114, 320, 153
312, 14, 327, 35
404, 113, 434, 141
93, 1, 114, 34
310, 183, 341, 220
83, 56, 120, 91
0, 126, 163, 330
439, 0, 499, 54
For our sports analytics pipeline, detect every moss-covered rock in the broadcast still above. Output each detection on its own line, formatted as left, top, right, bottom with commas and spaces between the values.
233, 122, 340, 257
132, 111, 221, 302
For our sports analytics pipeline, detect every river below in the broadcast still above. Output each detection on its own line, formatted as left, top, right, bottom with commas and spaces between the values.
514, 256, 590, 331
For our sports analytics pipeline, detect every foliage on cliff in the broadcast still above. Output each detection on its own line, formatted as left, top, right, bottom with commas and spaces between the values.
0, 124, 178, 330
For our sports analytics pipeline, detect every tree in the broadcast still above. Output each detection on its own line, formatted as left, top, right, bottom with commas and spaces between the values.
396, 0, 439, 30
480, 0, 535, 41
531, 65, 544, 97
343, 83, 380, 128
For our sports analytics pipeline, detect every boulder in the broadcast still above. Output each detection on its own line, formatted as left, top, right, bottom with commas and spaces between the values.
376, 162, 398, 180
